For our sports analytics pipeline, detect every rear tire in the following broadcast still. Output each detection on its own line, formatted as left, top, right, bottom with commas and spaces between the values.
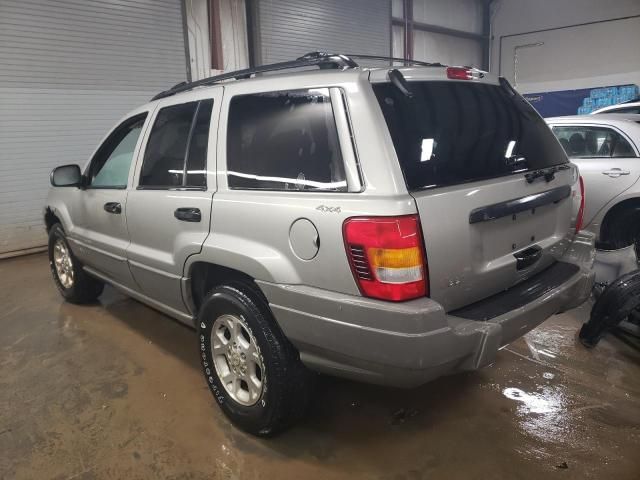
48, 223, 104, 304
602, 207, 640, 254
197, 284, 313, 436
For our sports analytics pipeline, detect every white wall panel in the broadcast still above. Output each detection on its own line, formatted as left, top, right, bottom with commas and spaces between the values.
500, 16, 640, 92
491, 0, 640, 91
0, 0, 187, 255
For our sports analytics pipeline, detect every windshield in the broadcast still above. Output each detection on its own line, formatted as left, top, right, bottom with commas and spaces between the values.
373, 81, 568, 191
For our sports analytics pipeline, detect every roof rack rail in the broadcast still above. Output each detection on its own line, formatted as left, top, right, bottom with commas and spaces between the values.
344, 54, 444, 68
151, 52, 358, 101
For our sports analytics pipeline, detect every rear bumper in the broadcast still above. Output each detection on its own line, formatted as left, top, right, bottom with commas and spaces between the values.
258, 232, 595, 388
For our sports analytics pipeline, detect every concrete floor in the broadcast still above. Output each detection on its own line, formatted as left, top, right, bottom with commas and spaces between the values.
1, 254, 639, 480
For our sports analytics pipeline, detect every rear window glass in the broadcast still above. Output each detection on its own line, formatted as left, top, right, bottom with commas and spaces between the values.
373, 81, 568, 190
227, 88, 347, 192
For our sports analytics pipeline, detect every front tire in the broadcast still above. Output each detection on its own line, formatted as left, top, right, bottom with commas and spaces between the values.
48, 223, 104, 304
198, 284, 312, 436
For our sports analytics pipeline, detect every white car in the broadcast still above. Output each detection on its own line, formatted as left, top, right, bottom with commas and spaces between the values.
547, 114, 640, 249
591, 99, 640, 115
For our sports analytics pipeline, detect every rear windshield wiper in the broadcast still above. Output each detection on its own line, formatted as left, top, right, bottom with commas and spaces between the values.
525, 165, 570, 184
388, 69, 414, 98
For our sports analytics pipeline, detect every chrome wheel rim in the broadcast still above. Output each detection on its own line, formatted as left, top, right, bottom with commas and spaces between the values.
210, 314, 265, 406
53, 239, 74, 289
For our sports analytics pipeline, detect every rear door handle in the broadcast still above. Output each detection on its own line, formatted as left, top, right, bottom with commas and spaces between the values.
174, 207, 201, 222
602, 168, 630, 178
103, 202, 122, 214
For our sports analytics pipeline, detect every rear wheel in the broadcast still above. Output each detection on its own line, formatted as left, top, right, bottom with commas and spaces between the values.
48, 224, 104, 303
602, 207, 640, 255
198, 284, 313, 436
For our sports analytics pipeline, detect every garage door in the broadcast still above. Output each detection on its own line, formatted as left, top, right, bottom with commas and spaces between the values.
256, 0, 391, 64
0, 0, 187, 256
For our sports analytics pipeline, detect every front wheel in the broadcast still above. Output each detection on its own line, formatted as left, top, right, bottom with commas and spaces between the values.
198, 284, 313, 436
48, 224, 104, 304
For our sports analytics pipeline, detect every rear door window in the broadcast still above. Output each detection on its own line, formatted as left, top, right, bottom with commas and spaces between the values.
552, 126, 637, 158
139, 99, 213, 188
226, 88, 347, 191
373, 81, 568, 191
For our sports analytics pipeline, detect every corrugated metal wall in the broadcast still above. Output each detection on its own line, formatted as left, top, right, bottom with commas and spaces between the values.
256, 0, 391, 64
0, 0, 187, 255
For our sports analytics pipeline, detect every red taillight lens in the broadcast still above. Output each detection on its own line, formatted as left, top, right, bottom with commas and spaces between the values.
343, 215, 428, 302
446, 66, 473, 80
575, 175, 585, 233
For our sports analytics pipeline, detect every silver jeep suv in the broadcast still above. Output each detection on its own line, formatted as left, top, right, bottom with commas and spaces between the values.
45, 53, 595, 436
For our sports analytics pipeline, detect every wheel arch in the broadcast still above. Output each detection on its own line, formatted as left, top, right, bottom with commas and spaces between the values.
599, 197, 640, 246
187, 261, 269, 314
44, 206, 62, 233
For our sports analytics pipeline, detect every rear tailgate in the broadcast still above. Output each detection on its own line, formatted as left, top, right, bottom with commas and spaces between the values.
373, 73, 579, 311
411, 170, 575, 311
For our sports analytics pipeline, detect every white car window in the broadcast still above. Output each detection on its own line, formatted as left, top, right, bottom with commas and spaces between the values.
552, 126, 635, 158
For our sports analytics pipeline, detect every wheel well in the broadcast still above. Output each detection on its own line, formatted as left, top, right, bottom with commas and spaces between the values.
189, 262, 266, 313
44, 207, 61, 233
599, 198, 640, 246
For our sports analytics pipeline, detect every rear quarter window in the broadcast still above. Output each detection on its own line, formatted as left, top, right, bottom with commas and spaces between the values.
226, 88, 347, 192
373, 81, 568, 190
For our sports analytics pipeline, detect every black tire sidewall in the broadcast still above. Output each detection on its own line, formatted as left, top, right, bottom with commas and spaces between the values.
608, 209, 640, 250
198, 286, 284, 434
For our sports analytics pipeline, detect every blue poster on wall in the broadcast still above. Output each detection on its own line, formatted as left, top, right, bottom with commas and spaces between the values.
523, 84, 639, 118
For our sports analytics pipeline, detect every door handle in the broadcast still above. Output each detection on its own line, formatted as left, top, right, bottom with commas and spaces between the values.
174, 207, 201, 222
602, 168, 630, 178
103, 202, 122, 214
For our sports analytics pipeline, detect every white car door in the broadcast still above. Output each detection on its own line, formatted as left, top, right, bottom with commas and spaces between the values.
551, 124, 640, 228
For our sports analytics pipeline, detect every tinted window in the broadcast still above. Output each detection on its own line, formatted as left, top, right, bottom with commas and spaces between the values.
88, 114, 146, 188
373, 81, 568, 191
140, 100, 212, 188
227, 88, 346, 191
552, 126, 636, 158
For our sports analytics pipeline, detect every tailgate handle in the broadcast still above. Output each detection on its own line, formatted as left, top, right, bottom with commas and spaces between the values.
469, 185, 571, 224
514, 245, 542, 270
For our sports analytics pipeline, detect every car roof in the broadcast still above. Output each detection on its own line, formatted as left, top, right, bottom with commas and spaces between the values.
591, 100, 640, 114
546, 113, 640, 126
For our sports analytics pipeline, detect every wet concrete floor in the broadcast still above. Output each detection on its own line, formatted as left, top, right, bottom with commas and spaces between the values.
1, 253, 639, 479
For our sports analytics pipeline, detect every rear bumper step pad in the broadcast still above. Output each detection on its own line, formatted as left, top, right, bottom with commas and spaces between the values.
451, 261, 580, 321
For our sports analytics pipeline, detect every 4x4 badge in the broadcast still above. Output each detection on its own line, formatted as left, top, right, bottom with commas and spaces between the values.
316, 205, 341, 213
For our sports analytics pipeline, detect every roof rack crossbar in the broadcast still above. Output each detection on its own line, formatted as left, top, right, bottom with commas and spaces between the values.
151, 52, 358, 101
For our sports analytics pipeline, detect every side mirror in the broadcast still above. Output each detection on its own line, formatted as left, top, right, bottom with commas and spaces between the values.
51, 164, 82, 187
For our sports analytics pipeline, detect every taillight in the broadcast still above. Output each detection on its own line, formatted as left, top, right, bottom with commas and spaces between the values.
575, 175, 585, 233
343, 215, 428, 302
